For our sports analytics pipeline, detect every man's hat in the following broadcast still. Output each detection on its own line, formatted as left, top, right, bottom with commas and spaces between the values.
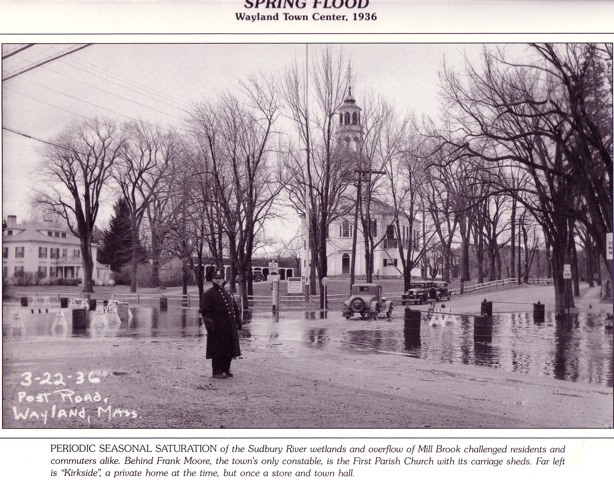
212, 270, 224, 279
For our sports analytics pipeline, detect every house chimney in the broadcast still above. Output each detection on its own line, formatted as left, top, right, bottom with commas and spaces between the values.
6, 215, 16, 226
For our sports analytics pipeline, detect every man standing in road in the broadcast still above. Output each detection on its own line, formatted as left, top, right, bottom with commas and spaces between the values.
200, 270, 242, 379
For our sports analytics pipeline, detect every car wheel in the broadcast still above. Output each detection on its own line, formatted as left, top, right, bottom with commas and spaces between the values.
350, 298, 365, 312
387, 305, 393, 317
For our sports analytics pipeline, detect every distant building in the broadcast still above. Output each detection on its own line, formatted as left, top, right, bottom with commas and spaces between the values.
300, 88, 422, 279
2, 215, 112, 286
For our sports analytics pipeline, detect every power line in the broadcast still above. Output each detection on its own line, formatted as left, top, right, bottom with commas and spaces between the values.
3, 126, 83, 153
13, 77, 188, 133
60, 54, 193, 111
35, 67, 190, 121
2, 44, 35, 60
53, 60, 192, 114
2, 44, 92, 81
4, 85, 94, 121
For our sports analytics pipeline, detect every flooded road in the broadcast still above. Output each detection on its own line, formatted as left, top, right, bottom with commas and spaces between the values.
4, 304, 613, 387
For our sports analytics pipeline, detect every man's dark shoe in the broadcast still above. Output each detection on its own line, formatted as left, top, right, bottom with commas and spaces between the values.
212, 373, 226, 379
225, 372, 234, 378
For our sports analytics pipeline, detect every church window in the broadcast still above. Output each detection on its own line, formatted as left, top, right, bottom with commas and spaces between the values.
370, 219, 377, 236
344, 112, 350, 125
339, 113, 343, 125
340, 219, 352, 238
352, 112, 358, 125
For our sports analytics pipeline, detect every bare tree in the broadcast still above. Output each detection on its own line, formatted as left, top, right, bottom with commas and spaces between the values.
189, 76, 285, 309
281, 47, 355, 307
439, 44, 612, 313
35, 118, 125, 292
113, 121, 176, 292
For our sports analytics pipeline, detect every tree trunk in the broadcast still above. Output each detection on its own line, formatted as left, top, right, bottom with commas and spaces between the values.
510, 200, 516, 282
81, 240, 95, 293
130, 223, 138, 293
572, 241, 580, 297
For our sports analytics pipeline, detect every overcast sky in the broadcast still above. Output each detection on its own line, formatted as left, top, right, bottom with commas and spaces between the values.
2, 42, 516, 246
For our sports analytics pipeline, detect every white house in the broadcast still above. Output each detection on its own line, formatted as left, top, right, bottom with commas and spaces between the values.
2, 215, 112, 286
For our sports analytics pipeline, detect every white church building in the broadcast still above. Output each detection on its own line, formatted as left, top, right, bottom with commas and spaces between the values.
301, 88, 422, 279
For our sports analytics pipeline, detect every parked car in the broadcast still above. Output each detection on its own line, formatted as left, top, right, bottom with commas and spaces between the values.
342, 283, 393, 320
401, 280, 452, 305
432, 281, 451, 301
252, 273, 264, 282
401, 281, 433, 305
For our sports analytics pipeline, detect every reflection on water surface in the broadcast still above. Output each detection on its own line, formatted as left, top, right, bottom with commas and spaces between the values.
4, 305, 612, 386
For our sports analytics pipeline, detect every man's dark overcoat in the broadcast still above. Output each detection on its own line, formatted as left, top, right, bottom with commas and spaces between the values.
200, 283, 242, 359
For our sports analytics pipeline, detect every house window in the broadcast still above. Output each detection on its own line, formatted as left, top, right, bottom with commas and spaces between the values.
14, 266, 24, 275
7, 230, 13, 235
38, 266, 47, 278
48, 231, 53, 237
2, 267, 7, 279
2, 247, 7, 259
340, 219, 352, 238
383, 258, 398, 267
62, 233, 67, 238
39, 247, 48, 258
74, 249, 80, 258
62, 248, 68, 258
50, 267, 57, 278
55, 232, 60, 237
15, 247, 24, 258
413, 229, 420, 249
50, 248, 60, 259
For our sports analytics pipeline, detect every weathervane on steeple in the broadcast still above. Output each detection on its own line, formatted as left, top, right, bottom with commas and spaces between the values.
347, 63, 353, 96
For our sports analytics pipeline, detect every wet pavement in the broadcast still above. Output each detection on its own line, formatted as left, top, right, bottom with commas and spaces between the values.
4, 303, 612, 387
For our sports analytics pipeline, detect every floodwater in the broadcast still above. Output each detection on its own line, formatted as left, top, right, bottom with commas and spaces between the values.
3, 303, 613, 387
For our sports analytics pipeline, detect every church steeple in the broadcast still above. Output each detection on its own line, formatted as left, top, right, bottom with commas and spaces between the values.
336, 84, 362, 152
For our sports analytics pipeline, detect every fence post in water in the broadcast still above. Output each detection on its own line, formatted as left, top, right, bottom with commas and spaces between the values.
404, 308, 421, 331
481, 299, 493, 317
533, 301, 545, 322
404, 308, 421, 348
72, 308, 88, 331
473, 315, 492, 342
160, 296, 168, 311
20, 297, 28, 307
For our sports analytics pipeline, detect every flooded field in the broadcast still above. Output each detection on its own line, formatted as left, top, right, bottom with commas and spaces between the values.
3, 304, 613, 387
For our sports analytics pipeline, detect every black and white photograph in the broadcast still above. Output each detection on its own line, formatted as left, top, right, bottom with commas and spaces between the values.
2, 40, 612, 429
0, 0, 613, 478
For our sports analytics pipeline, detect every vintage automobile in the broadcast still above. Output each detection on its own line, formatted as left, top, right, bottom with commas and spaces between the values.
401, 280, 452, 305
401, 281, 433, 305
342, 283, 393, 320
433, 280, 451, 301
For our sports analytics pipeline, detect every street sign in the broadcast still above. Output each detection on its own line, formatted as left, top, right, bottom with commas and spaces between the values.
268, 261, 278, 274
563, 264, 572, 279
269, 273, 280, 283
287, 277, 302, 294
607, 233, 613, 260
